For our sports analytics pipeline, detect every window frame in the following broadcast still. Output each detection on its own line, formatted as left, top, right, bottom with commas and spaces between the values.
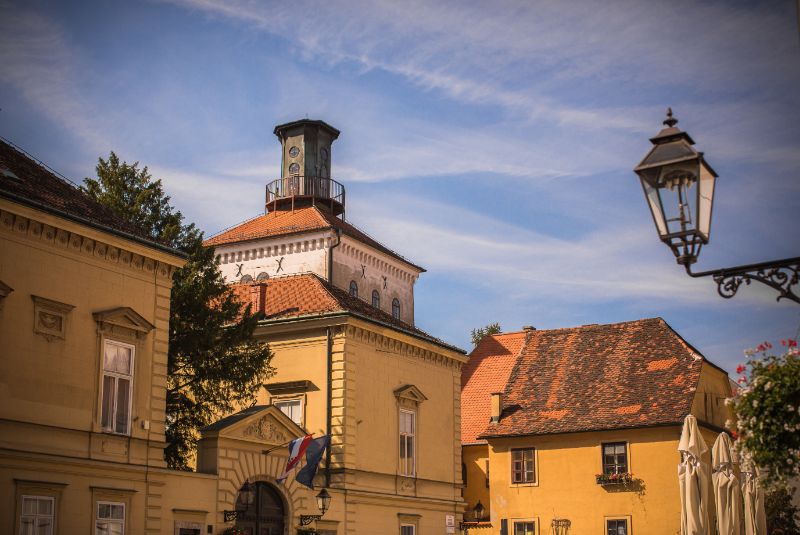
372, 289, 380, 308
272, 396, 305, 426
96, 500, 126, 535
512, 520, 536, 535
392, 298, 400, 320
100, 339, 136, 436
510, 447, 536, 485
399, 408, 416, 477
19, 495, 55, 535
601, 442, 629, 475
605, 517, 629, 535
400, 523, 416, 535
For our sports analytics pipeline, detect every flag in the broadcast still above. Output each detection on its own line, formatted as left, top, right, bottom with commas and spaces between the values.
295, 435, 331, 489
277, 434, 313, 484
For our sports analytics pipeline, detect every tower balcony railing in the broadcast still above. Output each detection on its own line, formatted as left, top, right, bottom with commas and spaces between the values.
265, 175, 346, 216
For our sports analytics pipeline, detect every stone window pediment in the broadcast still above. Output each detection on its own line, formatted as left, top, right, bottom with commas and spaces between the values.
93, 307, 154, 340
394, 384, 427, 408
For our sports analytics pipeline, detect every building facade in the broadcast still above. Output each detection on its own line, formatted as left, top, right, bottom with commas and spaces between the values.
199, 119, 468, 534
460, 319, 732, 535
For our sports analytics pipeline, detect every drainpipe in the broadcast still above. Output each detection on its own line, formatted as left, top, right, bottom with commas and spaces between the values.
327, 228, 341, 283
325, 326, 333, 488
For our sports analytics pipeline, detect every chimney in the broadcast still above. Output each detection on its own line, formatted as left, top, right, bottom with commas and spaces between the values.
490, 392, 503, 423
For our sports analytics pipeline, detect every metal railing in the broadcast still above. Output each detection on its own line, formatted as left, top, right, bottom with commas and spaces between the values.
265, 175, 345, 212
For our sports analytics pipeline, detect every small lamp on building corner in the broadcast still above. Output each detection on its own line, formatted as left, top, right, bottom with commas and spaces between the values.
316, 488, 331, 515
473, 500, 485, 521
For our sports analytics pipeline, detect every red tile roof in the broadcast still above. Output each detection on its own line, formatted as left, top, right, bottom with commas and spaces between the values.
203, 206, 424, 271
461, 331, 528, 444
0, 139, 180, 255
471, 318, 716, 439
230, 273, 463, 353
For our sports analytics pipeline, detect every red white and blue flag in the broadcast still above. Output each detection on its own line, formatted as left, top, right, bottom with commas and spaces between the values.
277, 434, 313, 484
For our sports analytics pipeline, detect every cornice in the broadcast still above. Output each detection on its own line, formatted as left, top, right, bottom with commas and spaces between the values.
0, 204, 181, 281
344, 322, 466, 370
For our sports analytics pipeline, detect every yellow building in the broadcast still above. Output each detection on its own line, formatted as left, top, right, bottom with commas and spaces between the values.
199, 119, 469, 534
461, 319, 732, 535
0, 139, 221, 533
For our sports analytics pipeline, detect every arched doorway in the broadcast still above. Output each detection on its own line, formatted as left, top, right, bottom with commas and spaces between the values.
235, 481, 286, 535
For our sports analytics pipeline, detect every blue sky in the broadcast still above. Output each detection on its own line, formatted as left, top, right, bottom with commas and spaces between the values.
2, 0, 799, 373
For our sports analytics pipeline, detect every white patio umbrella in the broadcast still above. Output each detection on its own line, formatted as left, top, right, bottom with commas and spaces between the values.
741, 456, 767, 535
712, 432, 743, 535
678, 415, 711, 535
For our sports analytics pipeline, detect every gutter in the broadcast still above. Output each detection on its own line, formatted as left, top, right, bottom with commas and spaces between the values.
325, 326, 334, 488
327, 228, 341, 282
0, 190, 187, 260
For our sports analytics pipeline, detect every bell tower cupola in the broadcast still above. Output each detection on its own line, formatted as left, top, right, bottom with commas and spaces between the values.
267, 119, 345, 217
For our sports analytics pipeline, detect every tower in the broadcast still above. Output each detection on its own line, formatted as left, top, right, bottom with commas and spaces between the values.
268, 119, 344, 216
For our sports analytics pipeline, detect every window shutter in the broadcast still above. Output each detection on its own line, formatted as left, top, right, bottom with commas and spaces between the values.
500, 519, 508, 535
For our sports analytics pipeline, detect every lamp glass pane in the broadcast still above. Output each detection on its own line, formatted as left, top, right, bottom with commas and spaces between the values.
641, 179, 668, 237
696, 163, 715, 240
657, 165, 699, 236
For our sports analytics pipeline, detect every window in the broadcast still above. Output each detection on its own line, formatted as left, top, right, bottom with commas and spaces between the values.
399, 409, 415, 476
511, 448, 535, 484
513, 521, 535, 535
19, 495, 54, 535
400, 525, 415, 535
349, 280, 358, 298
607, 519, 628, 535
602, 442, 628, 474
274, 398, 303, 425
392, 298, 400, 320
485, 459, 490, 488
96, 501, 125, 535
101, 340, 135, 435
372, 290, 380, 308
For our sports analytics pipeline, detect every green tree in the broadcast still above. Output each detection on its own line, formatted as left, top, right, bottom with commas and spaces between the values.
471, 322, 502, 346
731, 340, 800, 486
84, 152, 274, 470
765, 484, 800, 535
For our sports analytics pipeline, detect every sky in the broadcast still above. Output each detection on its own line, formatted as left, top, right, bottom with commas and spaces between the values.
1, 0, 799, 375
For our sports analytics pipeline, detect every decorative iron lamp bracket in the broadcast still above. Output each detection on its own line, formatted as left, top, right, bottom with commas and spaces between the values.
299, 514, 323, 526
685, 257, 800, 304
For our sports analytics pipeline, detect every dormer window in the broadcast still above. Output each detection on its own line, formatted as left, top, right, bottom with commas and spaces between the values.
372, 290, 380, 308
392, 298, 400, 320
349, 281, 358, 298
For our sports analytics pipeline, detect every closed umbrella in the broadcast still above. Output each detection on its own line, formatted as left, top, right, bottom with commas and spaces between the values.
712, 432, 743, 535
741, 457, 767, 535
678, 414, 711, 535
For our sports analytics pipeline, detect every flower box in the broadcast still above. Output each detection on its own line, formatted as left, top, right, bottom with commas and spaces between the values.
595, 472, 633, 485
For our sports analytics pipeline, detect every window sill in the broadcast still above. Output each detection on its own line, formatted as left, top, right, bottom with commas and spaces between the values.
509, 481, 538, 488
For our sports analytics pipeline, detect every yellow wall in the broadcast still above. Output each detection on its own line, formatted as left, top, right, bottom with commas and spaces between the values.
463, 444, 490, 519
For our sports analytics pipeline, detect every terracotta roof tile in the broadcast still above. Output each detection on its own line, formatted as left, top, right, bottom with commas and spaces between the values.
476, 318, 714, 439
0, 139, 177, 254
230, 273, 463, 353
204, 206, 424, 271
460, 332, 527, 444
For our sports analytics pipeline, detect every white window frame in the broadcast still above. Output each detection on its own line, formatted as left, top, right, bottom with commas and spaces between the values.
273, 397, 304, 426
19, 495, 54, 535
96, 501, 126, 535
100, 339, 135, 435
513, 520, 536, 535
400, 524, 416, 535
399, 409, 416, 477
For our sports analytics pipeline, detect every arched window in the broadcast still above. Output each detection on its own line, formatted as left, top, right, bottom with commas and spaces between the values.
256, 272, 269, 281
240, 274, 253, 283
349, 280, 358, 298
372, 290, 380, 308
392, 298, 401, 320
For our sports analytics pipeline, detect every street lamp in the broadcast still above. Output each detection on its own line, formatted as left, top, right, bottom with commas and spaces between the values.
299, 488, 331, 526
634, 109, 800, 304
472, 500, 485, 521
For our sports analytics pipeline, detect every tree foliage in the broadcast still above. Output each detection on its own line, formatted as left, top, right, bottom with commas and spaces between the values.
84, 152, 274, 470
731, 340, 800, 486
471, 322, 502, 346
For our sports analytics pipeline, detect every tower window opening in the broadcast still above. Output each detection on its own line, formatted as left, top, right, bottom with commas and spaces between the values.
372, 290, 380, 309
392, 298, 401, 320
349, 280, 358, 298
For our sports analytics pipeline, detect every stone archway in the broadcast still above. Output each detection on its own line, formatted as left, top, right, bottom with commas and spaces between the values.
235, 481, 287, 535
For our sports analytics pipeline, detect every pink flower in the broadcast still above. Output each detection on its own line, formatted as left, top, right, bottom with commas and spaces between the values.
789, 339, 798, 348
736, 364, 746, 374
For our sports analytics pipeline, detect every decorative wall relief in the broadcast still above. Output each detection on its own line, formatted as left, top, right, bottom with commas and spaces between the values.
31, 295, 74, 341
243, 416, 288, 444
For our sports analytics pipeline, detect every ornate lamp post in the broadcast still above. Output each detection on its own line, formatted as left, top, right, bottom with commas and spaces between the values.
299, 488, 331, 526
634, 109, 799, 304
